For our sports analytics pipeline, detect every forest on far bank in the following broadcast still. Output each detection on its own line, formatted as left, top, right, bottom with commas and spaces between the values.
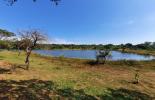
1, 39, 155, 51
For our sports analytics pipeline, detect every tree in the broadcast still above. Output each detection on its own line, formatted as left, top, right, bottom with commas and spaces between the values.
19, 29, 46, 70
125, 43, 133, 49
120, 44, 126, 52
15, 39, 22, 56
135, 42, 152, 50
0, 29, 15, 50
0, 29, 15, 39
104, 44, 114, 50
5, 0, 60, 5
96, 49, 111, 64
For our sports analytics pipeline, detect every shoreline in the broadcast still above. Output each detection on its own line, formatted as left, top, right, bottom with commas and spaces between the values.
118, 49, 155, 56
35, 49, 155, 55
33, 51, 155, 63
33, 49, 155, 61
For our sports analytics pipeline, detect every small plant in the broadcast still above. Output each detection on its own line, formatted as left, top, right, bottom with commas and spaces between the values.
96, 49, 111, 64
59, 55, 65, 59
133, 69, 140, 84
59, 55, 65, 65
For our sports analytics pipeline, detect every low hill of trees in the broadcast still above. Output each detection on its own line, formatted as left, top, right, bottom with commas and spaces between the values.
1, 41, 154, 51
35, 42, 155, 51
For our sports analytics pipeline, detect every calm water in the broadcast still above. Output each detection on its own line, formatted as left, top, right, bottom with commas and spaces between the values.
34, 50, 155, 61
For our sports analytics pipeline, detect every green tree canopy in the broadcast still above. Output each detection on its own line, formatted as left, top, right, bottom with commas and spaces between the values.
0, 29, 15, 39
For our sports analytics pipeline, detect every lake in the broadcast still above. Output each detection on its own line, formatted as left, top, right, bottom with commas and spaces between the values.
34, 50, 155, 61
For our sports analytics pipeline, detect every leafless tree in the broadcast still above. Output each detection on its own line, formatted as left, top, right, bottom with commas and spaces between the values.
19, 29, 46, 70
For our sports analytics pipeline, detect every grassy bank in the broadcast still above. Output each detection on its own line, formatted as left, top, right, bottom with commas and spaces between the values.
119, 49, 155, 56
0, 50, 154, 99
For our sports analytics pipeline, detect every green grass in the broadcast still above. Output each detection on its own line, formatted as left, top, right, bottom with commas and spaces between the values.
0, 50, 154, 99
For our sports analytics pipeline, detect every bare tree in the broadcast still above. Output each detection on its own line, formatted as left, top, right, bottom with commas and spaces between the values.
19, 29, 46, 70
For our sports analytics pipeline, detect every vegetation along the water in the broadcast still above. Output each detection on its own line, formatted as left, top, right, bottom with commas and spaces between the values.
0, 0, 155, 100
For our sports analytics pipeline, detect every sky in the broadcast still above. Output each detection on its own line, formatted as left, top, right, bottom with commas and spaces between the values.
0, 0, 155, 44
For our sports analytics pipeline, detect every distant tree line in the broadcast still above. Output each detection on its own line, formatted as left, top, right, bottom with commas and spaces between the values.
1, 41, 155, 51
1, 39, 155, 51
35, 42, 155, 51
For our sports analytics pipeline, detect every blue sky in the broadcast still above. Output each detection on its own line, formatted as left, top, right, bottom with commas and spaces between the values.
0, 0, 155, 44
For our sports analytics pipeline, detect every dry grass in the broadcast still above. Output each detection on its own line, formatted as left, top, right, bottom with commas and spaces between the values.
0, 50, 154, 99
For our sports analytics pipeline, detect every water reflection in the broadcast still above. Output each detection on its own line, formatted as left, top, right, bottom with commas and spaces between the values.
34, 50, 155, 61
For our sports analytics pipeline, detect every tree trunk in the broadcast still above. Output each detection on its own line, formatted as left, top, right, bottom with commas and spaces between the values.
18, 47, 21, 56
25, 53, 30, 70
25, 47, 32, 70
24, 39, 37, 70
